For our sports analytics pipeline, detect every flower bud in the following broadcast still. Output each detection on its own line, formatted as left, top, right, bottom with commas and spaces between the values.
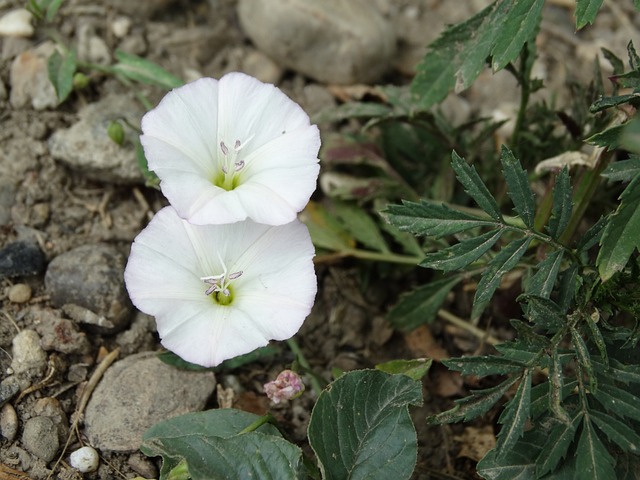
264, 369, 305, 404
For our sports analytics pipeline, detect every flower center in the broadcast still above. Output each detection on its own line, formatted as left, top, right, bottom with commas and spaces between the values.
215, 136, 253, 191
201, 255, 242, 305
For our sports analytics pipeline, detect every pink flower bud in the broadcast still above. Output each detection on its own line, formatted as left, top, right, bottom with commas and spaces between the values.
264, 370, 305, 404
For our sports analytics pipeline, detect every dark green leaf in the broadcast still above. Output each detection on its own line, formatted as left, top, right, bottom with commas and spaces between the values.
602, 48, 625, 76
602, 157, 640, 182
628, 40, 640, 71
585, 310, 608, 365
575, 0, 605, 28
387, 276, 461, 332
591, 410, 640, 454
113, 50, 183, 89
536, 411, 583, 477
443, 355, 526, 376
500, 146, 535, 228
331, 202, 389, 253
586, 123, 627, 149
548, 348, 571, 424
420, 229, 502, 272
594, 383, 640, 422
375, 358, 433, 381
451, 151, 502, 221
597, 174, 640, 281
527, 250, 564, 299
576, 418, 617, 480
495, 370, 532, 460
47, 49, 77, 102
577, 216, 607, 253
428, 377, 519, 424
472, 236, 532, 319
593, 357, 640, 385
547, 167, 573, 239
382, 200, 498, 238
612, 70, 640, 90
522, 295, 565, 330
571, 326, 596, 392
308, 370, 422, 480
590, 93, 640, 113
557, 264, 579, 313
508, 319, 551, 350
490, 0, 543, 70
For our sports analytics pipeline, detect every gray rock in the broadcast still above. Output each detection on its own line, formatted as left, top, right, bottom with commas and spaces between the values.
33, 310, 91, 355
21, 416, 59, 462
45, 244, 133, 333
11, 330, 47, 378
237, 0, 396, 84
9, 42, 58, 110
0, 403, 18, 442
110, 0, 176, 17
48, 93, 144, 184
33, 397, 69, 445
0, 377, 20, 406
0, 240, 46, 280
84, 352, 216, 452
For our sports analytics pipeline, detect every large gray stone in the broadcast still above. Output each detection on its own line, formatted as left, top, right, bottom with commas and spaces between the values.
237, 0, 396, 84
84, 352, 216, 452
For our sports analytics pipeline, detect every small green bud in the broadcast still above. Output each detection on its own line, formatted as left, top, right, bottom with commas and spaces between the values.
72, 72, 90, 89
107, 120, 125, 146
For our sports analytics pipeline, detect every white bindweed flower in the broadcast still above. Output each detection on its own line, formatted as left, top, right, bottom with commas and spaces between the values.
124, 206, 317, 367
140, 72, 321, 226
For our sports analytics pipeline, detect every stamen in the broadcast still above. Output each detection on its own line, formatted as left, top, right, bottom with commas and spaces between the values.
201, 257, 243, 298
220, 141, 229, 155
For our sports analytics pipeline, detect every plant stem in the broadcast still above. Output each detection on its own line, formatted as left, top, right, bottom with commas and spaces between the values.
510, 42, 533, 155
437, 309, 500, 345
238, 413, 275, 435
286, 338, 324, 397
314, 249, 423, 266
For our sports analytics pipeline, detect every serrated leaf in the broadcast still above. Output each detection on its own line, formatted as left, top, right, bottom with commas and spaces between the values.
420, 229, 502, 272
628, 40, 640, 71
597, 174, 640, 281
382, 199, 497, 238
495, 370, 532, 460
112, 50, 183, 89
557, 264, 579, 313
428, 377, 519, 424
331, 202, 389, 253
48, 49, 77, 102
522, 295, 565, 330
602, 47, 625, 76
141, 409, 283, 478
594, 383, 640, 422
536, 411, 583, 477
451, 151, 503, 221
375, 358, 433, 381
548, 348, 571, 424
547, 167, 573, 239
576, 418, 617, 480
587, 123, 627, 149
490, 0, 543, 70
387, 276, 461, 332
590, 93, 640, 113
501, 146, 535, 228
585, 310, 608, 365
472, 236, 532, 319
527, 250, 564, 299
593, 357, 640, 385
591, 410, 640, 455
577, 216, 607, 253
576, 0, 605, 28
571, 326, 596, 392
308, 370, 422, 480
443, 355, 526, 376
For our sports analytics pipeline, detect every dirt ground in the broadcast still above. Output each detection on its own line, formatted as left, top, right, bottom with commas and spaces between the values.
1, 0, 639, 479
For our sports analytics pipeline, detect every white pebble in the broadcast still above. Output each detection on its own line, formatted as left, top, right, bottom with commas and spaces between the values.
70, 446, 100, 473
0, 9, 34, 38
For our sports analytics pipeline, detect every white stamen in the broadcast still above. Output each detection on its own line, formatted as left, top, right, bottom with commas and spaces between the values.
201, 255, 243, 297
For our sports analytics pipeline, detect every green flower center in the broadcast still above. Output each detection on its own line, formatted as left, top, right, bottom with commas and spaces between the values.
201, 255, 242, 306
213, 138, 250, 191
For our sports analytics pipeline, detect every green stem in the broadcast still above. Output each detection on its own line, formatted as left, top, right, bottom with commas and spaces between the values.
286, 338, 324, 397
238, 413, 275, 435
510, 42, 533, 154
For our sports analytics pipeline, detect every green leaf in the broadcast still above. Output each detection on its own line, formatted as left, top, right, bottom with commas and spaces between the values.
628, 40, 640, 71
589, 93, 640, 113
141, 409, 284, 478
557, 264, 579, 313
526, 250, 564, 299
48, 49, 77, 102
472, 236, 532, 318
420, 229, 502, 272
522, 295, 565, 330
576, 418, 617, 480
536, 411, 583, 477
500, 146, 535, 228
547, 167, 573, 239
112, 50, 183, 89
308, 370, 422, 480
548, 348, 571, 424
577, 216, 606, 253
382, 199, 497, 238
585, 310, 608, 365
593, 357, 640, 385
591, 410, 640, 454
571, 326, 596, 392
575, 0, 605, 28
443, 355, 526, 376
495, 370, 532, 460
594, 383, 640, 422
331, 201, 389, 253
428, 377, 519, 424
451, 151, 503, 221
597, 174, 640, 281
302, 201, 355, 252
387, 276, 461, 332
375, 358, 433, 381
587, 123, 627, 149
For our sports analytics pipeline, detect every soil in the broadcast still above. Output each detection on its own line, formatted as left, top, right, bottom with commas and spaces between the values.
0, 1, 638, 479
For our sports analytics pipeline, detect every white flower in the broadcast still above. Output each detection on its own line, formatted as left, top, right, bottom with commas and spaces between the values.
124, 206, 317, 367
140, 72, 321, 226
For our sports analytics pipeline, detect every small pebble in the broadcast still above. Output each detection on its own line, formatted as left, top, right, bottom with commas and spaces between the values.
0, 9, 34, 38
22, 416, 59, 462
111, 16, 132, 38
0, 240, 46, 280
70, 446, 100, 473
0, 403, 19, 442
11, 329, 47, 379
8, 283, 32, 303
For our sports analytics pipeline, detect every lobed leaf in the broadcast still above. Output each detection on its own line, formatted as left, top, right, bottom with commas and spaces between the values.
526, 250, 564, 299
576, 418, 617, 480
575, 0, 605, 29
375, 358, 433, 381
601, 156, 640, 183
500, 146, 535, 228
308, 370, 422, 480
591, 410, 640, 455
547, 348, 571, 425
522, 295, 565, 330
443, 355, 527, 377
592, 357, 640, 385
495, 370, 532, 460
593, 383, 640, 422
590, 93, 640, 113
571, 326, 597, 392
577, 216, 607, 253
387, 276, 461, 332
584, 311, 608, 365
490, 0, 543, 71
420, 229, 502, 272
451, 151, 503, 221
597, 174, 640, 281
546, 167, 573, 240
556, 264, 579, 313
536, 411, 583, 477
472, 236, 532, 319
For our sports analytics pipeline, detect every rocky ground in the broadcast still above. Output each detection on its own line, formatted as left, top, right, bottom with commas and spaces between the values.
0, 0, 638, 479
